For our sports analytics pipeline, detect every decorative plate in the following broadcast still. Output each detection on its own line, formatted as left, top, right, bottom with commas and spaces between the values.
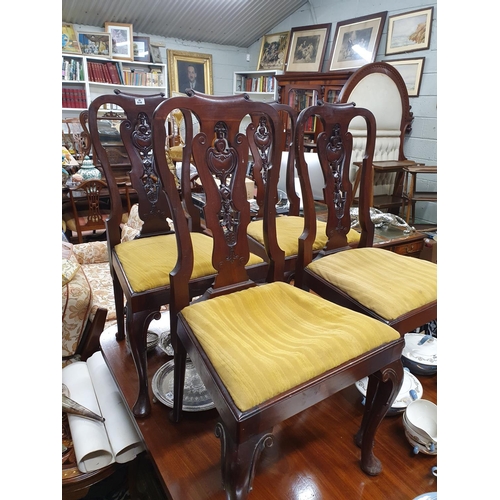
402, 333, 437, 366
152, 359, 215, 412
413, 493, 437, 500
355, 368, 423, 414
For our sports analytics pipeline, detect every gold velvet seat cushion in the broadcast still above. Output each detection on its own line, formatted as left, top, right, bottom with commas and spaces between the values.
115, 232, 264, 293
306, 247, 437, 321
180, 281, 400, 412
247, 216, 360, 257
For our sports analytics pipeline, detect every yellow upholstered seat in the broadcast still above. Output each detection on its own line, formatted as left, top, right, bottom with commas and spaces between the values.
181, 281, 399, 411
306, 247, 437, 321
115, 232, 263, 293
247, 216, 360, 257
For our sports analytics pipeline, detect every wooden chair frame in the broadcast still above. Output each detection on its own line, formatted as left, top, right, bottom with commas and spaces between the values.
152, 92, 404, 500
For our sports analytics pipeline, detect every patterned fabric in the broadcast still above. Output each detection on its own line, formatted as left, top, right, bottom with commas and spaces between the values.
62, 266, 93, 357
307, 247, 437, 321
72, 240, 109, 264
247, 216, 360, 256
80, 262, 116, 322
180, 281, 399, 412
62, 258, 80, 286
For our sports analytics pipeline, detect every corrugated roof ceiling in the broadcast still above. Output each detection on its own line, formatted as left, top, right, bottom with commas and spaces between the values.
62, 0, 310, 48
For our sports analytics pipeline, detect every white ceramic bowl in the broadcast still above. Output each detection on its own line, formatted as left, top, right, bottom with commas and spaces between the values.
403, 399, 437, 455
401, 333, 437, 376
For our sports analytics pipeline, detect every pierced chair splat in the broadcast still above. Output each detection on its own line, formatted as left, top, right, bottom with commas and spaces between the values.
152, 91, 405, 500
294, 100, 437, 335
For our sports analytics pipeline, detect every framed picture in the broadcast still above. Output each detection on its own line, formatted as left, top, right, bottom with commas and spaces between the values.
167, 50, 213, 95
257, 31, 290, 71
105, 22, 133, 61
133, 36, 150, 62
78, 32, 111, 57
62, 23, 81, 54
285, 24, 331, 73
385, 7, 434, 55
328, 12, 387, 72
150, 43, 163, 64
384, 57, 425, 97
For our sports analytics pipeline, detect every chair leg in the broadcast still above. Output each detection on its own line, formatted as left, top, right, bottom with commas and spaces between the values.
170, 339, 187, 424
128, 308, 161, 418
354, 360, 404, 475
112, 276, 126, 341
215, 422, 274, 500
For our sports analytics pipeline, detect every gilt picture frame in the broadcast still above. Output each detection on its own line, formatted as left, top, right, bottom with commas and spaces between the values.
384, 57, 425, 97
328, 12, 387, 72
257, 31, 290, 71
385, 7, 434, 55
78, 32, 111, 57
62, 23, 82, 54
168, 49, 213, 95
105, 22, 134, 61
285, 23, 331, 73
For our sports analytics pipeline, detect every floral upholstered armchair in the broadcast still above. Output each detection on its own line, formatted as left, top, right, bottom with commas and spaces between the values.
62, 204, 152, 366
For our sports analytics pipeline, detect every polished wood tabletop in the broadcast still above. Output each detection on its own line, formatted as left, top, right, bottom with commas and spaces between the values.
100, 326, 437, 500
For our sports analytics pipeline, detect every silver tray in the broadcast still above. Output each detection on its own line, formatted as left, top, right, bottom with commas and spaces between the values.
152, 359, 215, 412
158, 330, 174, 356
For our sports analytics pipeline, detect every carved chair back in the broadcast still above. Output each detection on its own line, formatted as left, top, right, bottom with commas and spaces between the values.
152, 91, 285, 296
87, 90, 170, 250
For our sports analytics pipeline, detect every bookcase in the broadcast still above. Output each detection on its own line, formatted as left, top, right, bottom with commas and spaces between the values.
233, 70, 283, 102
62, 54, 167, 116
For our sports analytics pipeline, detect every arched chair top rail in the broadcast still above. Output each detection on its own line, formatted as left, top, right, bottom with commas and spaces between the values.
338, 62, 414, 152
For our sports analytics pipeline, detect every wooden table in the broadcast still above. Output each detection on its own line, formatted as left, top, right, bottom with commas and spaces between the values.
402, 165, 437, 225
352, 160, 424, 215
100, 326, 437, 500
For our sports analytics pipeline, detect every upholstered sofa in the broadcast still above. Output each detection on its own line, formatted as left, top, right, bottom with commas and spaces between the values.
62, 204, 146, 365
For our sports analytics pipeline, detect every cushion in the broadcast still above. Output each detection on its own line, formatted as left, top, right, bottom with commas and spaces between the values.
247, 216, 360, 257
115, 233, 264, 293
80, 262, 116, 322
306, 247, 437, 321
180, 281, 400, 412
62, 258, 80, 286
72, 241, 109, 265
62, 266, 92, 357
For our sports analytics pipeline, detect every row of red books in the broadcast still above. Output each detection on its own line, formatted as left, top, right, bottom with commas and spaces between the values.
87, 61, 122, 85
62, 88, 87, 109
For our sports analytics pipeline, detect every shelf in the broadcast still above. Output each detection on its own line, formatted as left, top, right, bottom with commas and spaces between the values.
233, 70, 283, 101
62, 54, 167, 117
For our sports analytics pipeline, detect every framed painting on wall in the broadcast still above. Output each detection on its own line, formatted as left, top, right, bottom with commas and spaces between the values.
384, 57, 425, 97
78, 32, 111, 57
168, 50, 213, 95
328, 12, 387, 72
62, 23, 82, 54
133, 36, 151, 62
150, 43, 164, 64
385, 7, 434, 55
285, 23, 331, 73
257, 31, 290, 71
105, 22, 134, 61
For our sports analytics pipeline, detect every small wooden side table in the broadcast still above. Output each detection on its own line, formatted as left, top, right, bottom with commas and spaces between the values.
401, 165, 437, 224
352, 160, 422, 215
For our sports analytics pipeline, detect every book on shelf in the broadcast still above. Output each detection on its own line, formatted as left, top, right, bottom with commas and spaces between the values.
62, 88, 87, 109
62, 351, 145, 473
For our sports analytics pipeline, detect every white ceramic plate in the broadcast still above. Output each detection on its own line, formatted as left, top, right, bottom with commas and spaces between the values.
152, 359, 215, 412
402, 333, 437, 366
413, 493, 437, 500
355, 369, 423, 412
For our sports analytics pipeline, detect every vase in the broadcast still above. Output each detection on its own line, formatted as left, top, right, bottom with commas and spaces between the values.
77, 155, 102, 180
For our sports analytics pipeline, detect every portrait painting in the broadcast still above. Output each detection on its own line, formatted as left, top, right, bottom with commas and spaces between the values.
168, 50, 213, 95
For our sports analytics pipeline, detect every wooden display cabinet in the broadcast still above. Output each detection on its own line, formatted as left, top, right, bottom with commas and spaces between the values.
275, 71, 354, 149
